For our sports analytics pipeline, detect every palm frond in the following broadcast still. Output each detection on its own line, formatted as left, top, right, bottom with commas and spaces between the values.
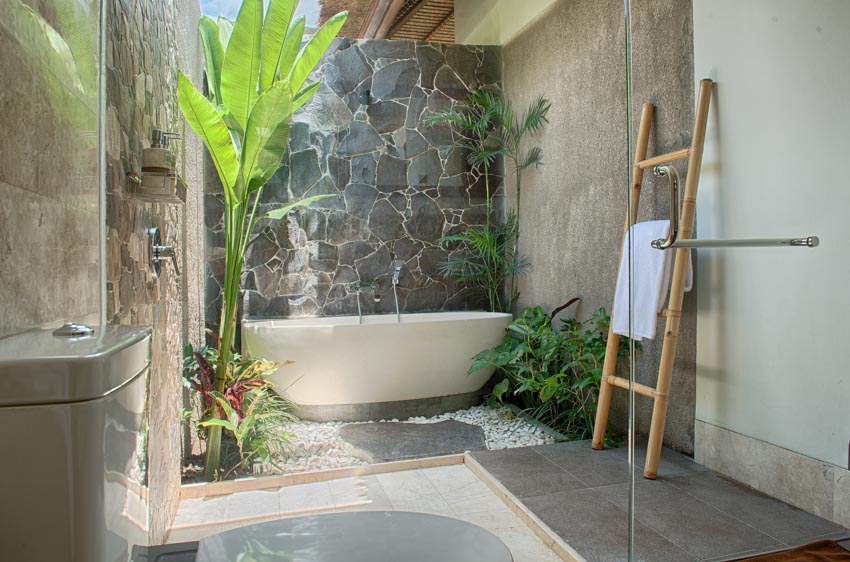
521, 95, 551, 136
519, 146, 544, 171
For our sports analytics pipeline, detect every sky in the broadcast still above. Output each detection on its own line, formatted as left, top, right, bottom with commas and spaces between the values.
201, 0, 321, 27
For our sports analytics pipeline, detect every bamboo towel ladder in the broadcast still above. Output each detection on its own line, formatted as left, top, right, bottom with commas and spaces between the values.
591, 79, 713, 479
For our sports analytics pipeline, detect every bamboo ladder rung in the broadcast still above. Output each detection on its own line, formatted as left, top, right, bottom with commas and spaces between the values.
635, 148, 690, 170
603, 376, 663, 399
657, 308, 682, 318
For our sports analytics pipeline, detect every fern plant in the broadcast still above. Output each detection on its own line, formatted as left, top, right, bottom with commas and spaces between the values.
179, 0, 347, 479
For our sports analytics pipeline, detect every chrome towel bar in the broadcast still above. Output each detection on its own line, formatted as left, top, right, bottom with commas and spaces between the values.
648, 165, 820, 250
662, 236, 820, 249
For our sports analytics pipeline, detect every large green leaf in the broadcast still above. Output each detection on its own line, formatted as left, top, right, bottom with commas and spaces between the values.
220, 0, 263, 130
293, 82, 320, 111
288, 11, 347, 92
259, 0, 296, 92
198, 17, 224, 104
178, 72, 239, 204
263, 194, 335, 220
217, 16, 234, 49
242, 80, 294, 192
276, 15, 305, 82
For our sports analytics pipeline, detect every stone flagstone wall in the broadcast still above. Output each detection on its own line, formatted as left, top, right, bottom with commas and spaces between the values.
105, 0, 204, 543
205, 38, 502, 329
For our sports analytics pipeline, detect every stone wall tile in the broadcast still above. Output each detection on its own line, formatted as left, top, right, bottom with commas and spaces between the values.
206, 39, 502, 324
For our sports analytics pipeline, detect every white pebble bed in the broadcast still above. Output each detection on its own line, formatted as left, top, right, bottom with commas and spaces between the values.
267, 405, 556, 475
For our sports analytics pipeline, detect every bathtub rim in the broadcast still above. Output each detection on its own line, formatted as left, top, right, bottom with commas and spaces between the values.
242, 311, 513, 329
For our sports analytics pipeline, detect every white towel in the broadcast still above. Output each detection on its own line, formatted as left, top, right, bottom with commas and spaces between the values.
611, 220, 692, 341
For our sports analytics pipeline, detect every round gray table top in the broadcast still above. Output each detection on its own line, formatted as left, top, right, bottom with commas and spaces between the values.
195, 510, 514, 562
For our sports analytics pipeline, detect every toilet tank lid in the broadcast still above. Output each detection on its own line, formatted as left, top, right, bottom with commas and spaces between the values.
0, 325, 152, 406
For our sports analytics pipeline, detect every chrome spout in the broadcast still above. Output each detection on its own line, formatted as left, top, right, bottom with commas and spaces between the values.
391, 260, 404, 285
389, 260, 404, 323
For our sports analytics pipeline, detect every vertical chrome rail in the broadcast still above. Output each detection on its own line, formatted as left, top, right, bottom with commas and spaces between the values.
649, 165, 680, 250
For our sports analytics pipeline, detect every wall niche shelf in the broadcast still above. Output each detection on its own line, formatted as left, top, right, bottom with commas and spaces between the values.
127, 171, 187, 204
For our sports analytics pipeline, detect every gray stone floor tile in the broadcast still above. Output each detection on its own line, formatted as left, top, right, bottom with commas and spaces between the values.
533, 440, 632, 487
665, 472, 847, 544
597, 479, 780, 560
338, 420, 485, 462
604, 438, 709, 478
470, 447, 585, 498
522, 488, 695, 562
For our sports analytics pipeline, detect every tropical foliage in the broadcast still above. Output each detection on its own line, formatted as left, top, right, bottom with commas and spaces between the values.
183, 345, 295, 478
437, 213, 526, 314
470, 303, 635, 442
422, 90, 529, 312
480, 93, 551, 302
178, 0, 347, 479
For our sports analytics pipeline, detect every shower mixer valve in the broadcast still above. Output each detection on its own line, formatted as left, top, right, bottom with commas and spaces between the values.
148, 227, 180, 277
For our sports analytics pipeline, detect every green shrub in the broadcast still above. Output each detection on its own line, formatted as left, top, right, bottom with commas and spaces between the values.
470, 305, 636, 442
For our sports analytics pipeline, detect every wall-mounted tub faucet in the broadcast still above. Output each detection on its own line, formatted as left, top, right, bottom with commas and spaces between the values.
353, 281, 379, 324
391, 260, 404, 285
353, 281, 379, 302
389, 261, 405, 323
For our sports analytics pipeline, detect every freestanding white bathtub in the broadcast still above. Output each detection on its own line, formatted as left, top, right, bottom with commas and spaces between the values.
242, 312, 512, 421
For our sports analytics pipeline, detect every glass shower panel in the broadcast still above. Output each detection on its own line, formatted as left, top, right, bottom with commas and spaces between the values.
0, 0, 103, 335
626, 1, 850, 560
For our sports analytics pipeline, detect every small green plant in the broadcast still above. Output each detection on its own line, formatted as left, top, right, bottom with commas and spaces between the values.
183, 344, 295, 479
423, 90, 529, 312
470, 303, 636, 442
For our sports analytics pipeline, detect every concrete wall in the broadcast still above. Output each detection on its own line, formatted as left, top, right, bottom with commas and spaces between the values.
693, 0, 850, 524
0, 0, 102, 337
104, 0, 204, 543
500, 0, 697, 452
455, 0, 559, 46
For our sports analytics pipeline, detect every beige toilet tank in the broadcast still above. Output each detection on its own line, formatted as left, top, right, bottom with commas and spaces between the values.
0, 325, 151, 562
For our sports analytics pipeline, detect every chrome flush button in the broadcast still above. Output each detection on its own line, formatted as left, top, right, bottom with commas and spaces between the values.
52, 323, 95, 339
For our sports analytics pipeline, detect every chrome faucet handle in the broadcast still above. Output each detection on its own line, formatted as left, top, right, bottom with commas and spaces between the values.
148, 227, 181, 277
353, 281, 375, 292
154, 244, 181, 276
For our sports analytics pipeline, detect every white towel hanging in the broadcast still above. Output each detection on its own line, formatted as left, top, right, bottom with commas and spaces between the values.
611, 220, 692, 341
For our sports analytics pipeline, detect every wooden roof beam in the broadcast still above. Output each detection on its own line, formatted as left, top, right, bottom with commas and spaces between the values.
360, 0, 408, 39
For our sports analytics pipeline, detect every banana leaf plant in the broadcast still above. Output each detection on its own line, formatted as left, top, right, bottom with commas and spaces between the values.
178, 0, 347, 479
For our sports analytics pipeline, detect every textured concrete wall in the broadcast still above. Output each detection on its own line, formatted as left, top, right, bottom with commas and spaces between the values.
501, 0, 696, 452
0, 0, 101, 337
105, 0, 203, 543
205, 39, 502, 333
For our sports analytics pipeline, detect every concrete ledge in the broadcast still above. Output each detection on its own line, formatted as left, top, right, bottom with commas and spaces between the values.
292, 389, 485, 422
180, 454, 464, 499
464, 452, 583, 562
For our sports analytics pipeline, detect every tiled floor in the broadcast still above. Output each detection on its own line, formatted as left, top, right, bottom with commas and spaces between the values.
471, 440, 850, 562
167, 464, 561, 561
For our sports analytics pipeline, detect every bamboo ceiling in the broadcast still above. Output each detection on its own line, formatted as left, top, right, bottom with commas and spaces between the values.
319, 0, 456, 44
